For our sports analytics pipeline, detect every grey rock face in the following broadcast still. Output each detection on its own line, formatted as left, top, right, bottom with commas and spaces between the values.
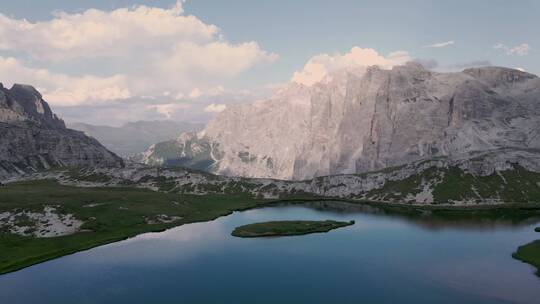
143, 63, 540, 180
137, 132, 221, 172
0, 83, 123, 177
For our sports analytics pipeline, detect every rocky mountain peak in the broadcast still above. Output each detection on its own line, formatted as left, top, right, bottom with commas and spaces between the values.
393, 61, 429, 73
0, 83, 65, 129
463, 66, 537, 88
142, 64, 540, 180
0, 83, 123, 178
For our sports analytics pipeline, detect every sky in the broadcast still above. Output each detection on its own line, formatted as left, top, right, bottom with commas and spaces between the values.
0, 0, 538, 126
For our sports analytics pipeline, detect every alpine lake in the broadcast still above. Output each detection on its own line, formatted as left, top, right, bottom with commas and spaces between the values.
1, 201, 539, 304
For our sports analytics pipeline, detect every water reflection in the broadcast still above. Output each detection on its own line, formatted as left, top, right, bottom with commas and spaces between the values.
295, 201, 540, 230
0, 201, 539, 304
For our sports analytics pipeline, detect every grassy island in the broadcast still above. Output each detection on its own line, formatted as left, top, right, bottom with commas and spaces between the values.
231, 220, 355, 238
513, 240, 540, 276
535, 227, 540, 232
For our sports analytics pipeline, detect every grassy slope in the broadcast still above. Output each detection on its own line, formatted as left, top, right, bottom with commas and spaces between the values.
513, 240, 540, 277
0, 180, 269, 274
231, 220, 355, 238
3, 165, 540, 275
364, 165, 540, 204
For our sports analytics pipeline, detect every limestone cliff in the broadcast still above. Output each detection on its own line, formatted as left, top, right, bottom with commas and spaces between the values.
141, 63, 540, 180
0, 83, 123, 177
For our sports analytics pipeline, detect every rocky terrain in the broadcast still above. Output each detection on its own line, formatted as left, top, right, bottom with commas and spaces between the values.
2, 63, 540, 206
69, 120, 203, 157
0, 83, 123, 178
141, 63, 540, 181
9, 147, 540, 206
0, 206, 83, 238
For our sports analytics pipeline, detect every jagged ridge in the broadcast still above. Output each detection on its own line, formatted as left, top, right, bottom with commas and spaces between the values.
0, 83, 123, 177
141, 63, 540, 181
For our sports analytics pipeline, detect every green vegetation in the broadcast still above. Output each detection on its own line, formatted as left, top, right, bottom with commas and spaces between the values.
363, 165, 540, 204
1, 172, 540, 276
432, 166, 540, 204
0, 179, 270, 274
535, 227, 540, 232
231, 220, 355, 238
513, 240, 540, 276
364, 167, 438, 200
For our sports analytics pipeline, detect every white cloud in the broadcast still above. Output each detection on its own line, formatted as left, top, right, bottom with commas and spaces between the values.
0, 56, 131, 106
424, 40, 454, 48
189, 88, 203, 99
0, 1, 215, 61
204, 103, 227, 113
147, 103, 191, 119
0, 1, 277, 106
291, 47, 411, 86
494, 43, 531, 56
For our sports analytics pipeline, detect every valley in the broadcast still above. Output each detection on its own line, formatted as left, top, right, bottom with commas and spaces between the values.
2, 168, 540, 275
2, 2, 540, 302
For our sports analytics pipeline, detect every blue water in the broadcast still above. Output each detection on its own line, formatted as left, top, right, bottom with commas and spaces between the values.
0, 202, 539, 304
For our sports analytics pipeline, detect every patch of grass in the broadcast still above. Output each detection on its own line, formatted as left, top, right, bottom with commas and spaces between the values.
361, 164, 540, 204
13, 214, 36, 228
231, 220, 354, 238
0, 179, 270, 274
433, 166, 540, 203
64, 168, 112, 183
513, 240, 540, 277
535, 227, 540, 232
365, 167, 440, 201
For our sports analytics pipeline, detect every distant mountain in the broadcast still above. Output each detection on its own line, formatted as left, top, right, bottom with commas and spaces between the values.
141, 63, 540, 181
69, 120, 204, 157
0, 83, 123, 178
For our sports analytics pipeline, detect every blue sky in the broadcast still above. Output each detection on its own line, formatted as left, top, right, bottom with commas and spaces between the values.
0, 0, 538, 125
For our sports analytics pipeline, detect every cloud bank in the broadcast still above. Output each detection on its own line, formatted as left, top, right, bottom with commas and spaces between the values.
494, 43, 531, 56
291, 47, 411, 86
0, 1, 277, 108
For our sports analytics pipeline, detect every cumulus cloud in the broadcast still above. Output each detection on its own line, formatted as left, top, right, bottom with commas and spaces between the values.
0, 1, 213, 61
0, 56, 131, 106
291, 47, 411, 86
424, 40, 455, 48
55, 90, 262, 126
0, 1, 277, 107
494, 43, 531, 56
147, 103, 192, 119
204, 103, 227, 113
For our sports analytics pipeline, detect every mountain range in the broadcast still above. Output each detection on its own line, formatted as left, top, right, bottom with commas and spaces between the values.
141, 63, 540, 180
69, 121, 204, 157
3, 62, 540, 205
0, 83, 122, 178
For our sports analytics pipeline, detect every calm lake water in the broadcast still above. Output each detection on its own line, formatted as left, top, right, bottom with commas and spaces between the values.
1, 202, 540, 304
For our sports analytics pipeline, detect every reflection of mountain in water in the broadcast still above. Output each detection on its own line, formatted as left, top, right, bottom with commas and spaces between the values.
296, 201, 540, 231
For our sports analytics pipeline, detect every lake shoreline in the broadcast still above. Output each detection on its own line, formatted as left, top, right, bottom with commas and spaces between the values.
2, 185, 540, 276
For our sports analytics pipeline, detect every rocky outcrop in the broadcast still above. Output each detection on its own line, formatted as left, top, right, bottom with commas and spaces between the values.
0, 83, 123, 178
15, 149, 540, 205
136, 132, 220, 171
143, 63, 540, 180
